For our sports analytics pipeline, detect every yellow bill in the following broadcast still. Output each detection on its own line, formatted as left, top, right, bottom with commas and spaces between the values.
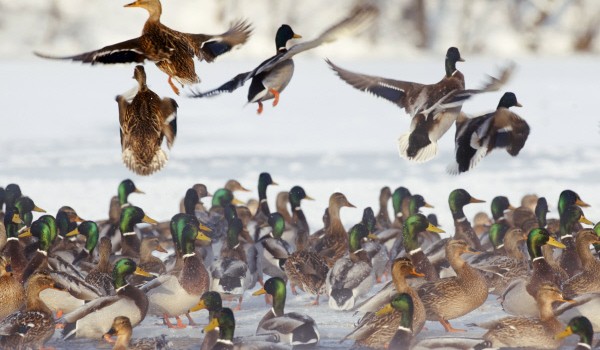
547, 236, 566, 249
375, 304, 394, 317
252, 287, 267, 296
579, 215, 594, 225
554, 326, 573, 340
189, 299, 207, 313
304, 195, 315, 201
199, 223, 212, 233
134, 266, 153, 277
423, 202, 434, 208
204, 318, 219, 332
18, 229, 32, 238
196, 231, 211, 243
33, 205, 46, 213
575, 198, 590, 207
142, 215, 158, 225
426, 223, 445, 234
469, 197, 486, 204
11, 214, 22, 224
66, 228, 80, 237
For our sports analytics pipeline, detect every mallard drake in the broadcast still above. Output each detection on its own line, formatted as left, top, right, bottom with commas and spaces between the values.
500, 227, 566, 317
250, 172, 278, 241
189, 291, 223, 350
371, 293, 414, 350
0, 256, 25, 319
252, 277, 320, 346
376, 186, 393, 230
258, 213, 291, 281
555, 316, 594, 350
328, 49, 513, 162
374, 187, 410, 253
417, 239, 488, 332
179, 183, 211, 214
62, 220, 99, 265
326, 223, 375, 310
61, 258, 152, 339
559, 204, 593, 277
562, 229, 600, 297
314, 192, 356, 266
14, 196, 46, 227
360, 207, 389, 283
448, 92, 530, 174
190, 5, 377, 114
342, 258, 426, 348
104, 316, 172, 350
36, 0, 252, 94
475, 282, 571, 348
3, 184, 22, 211
119, 206, 158, 258
0, 273, 62, 349
117, 65, 178, 176
204, 307, 291, 350
283, 187, 328, 304
144, 219, 210, 328
98, 179, 144, 241
403, 214, 445, 281
209, 217, 253, 310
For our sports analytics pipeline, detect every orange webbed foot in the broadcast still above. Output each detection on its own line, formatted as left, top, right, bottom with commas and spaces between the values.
268, 89, 280, 107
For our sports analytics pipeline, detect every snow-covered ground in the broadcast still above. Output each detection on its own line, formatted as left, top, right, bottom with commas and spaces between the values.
2, 56, 600, 349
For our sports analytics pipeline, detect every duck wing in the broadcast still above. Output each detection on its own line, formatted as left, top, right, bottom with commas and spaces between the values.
59, 295, 121, 323
160, 98, 178, 149
187, 20, 252, 62
34, 38, 146, 65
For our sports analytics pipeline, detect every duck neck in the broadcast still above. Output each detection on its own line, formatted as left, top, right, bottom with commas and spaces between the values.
448, 251, 466, 272
578, 328, 593, 347
392, 271, 409, 292
537, 296, 557, 321
403, 227, 420, 253
272, 291, 286, 317
97, 249, 112, 273
26, 286, 51, 314
445, 58, 457, 77
114, 332, 132, 350
328, 205, 346, 238
451, 207, 467, 222
293, 209, 309, 251
145, 2, 161, 23
577, 237, 597, 268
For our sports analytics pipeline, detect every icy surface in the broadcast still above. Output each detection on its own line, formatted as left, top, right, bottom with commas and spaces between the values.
1, 57, 599, 348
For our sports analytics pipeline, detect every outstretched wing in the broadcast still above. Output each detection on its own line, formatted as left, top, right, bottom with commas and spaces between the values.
452, 62, 516, 101
34, 37, 146, 65
188, 70, 254, 98
187, 20, 253, 62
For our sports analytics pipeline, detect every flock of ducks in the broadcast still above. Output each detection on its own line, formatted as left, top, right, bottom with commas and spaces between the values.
35, 0, 530, 176
1, 177, 600, 350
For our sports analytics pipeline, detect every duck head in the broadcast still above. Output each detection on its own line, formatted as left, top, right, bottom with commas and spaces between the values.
117, 179, 143, 207
275, 24, 302, 52
445, 47, 465, 77
497, 92, 522, 109
527, 228, 565, 259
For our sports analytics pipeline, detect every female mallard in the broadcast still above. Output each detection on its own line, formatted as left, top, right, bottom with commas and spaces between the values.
0, 256, 24, 320
417, 239, 488, 332
325, 223, 375, 310
562, 229, 600, 297
191, 5, 377, 114
209, 217, 253, 310
36, 0, 252, 94
500, 228, 566, 317
117, 65, 178, 176
189, 291, 223, 350
314, 192, 356, 267
104, 316, 172, 350
85, 237, 114, 296
0, 274, 62, 350
449, 92, 530, 174
128, 237, 168, 286
474, 283, 571, 348
252, 277, 320, 346
342, 258, 426, 348
258, 213, 291, 281
555, 316, 594, 350
376, 186, 393, 230
283, 187, 328, 304
204, 307, 291, 350
61, 258, 152, 339
328, 49, 512, 162
144, 220, 210, 328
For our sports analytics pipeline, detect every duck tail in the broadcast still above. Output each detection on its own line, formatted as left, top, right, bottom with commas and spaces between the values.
122, 148, 168, 176
329, 288, 355, 310
397, 132, 438, 163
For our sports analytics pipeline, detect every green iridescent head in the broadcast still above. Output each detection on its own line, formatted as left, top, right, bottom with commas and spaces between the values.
361, 207, 377, 233
28, 220, 53, 252
258, 172, 277, 200
489, 223, 509, 249
253, 277, 287, 315
409, 195, 433, 216
183, 188, 200, 215
490, 196, 512, 220
392, 187, 411, 216
556, 316, 593, 345
14, 196, 46, 226
526, 228, 565, 259
4, 183, 22, 209
117, 179, 143, 207
72, 221, 99, 253
268, 213, 285, 239
348, 223, 369, 253
211, 188, 234, 208
403, 214, 445, 251
275, 24, 300, 51
558, 190, 589, 217
119, 206, 157, 233
535, 197, 549, 228
37, 215, 57, 243
112, 258, 141, 289
4, 207, 22, 238
200, 291, 223, 312
448, 189, 485, 214
560, 205, 593, 237
226, 218, 243, 249
497, 92, 522, 109
376, 293, 414, 330
207, 308, 235, 341
289, 186, 312, 209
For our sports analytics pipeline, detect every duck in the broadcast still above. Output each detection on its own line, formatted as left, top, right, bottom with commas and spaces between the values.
61, 258, 152, 339
252, 277, 320, 346
283, 187, 329, 304
84, 237, 114, 296
376, 186, 393, 230
500, 227, 567, 317
361, 207, 390, 283
118, 206, 158, 258
189, 291, 223, 350
342, 258, 426, 348
390, 194, 435, 260
209, 217, 253, 310
474, 282, 571, 348
563, 229, 600, 297
403, 214, 445, 281
314, 192, 356, 266
275, 191, 292, 225
448, 92, 530, 174
63, 220, 100, 266
103, 316, 172, 350
35, 0, 252, 94
0, 256, 25, 320
328, 49, 513, 162
250, 172, 278, 241
143, 220, 211, 328
371, 293, 415, 350
374, 187, 411, 252
325, 223, 375, 310
190, 5, 377, 114
179, 183, 211, 214
98, 179, 144, 240
0, 273, 62, 350
417, 239, 488, 332
128, 237, 168, 286
117, 65, 178, 176
14, 196, 46, 227
2, 207, 27, 281
558, 204, 593, 277
258, 213, 291, 281
204, 307, 291, 350
555, 316, 594, 350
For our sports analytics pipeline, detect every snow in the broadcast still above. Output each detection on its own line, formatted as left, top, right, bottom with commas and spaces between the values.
2, 54, 600, 348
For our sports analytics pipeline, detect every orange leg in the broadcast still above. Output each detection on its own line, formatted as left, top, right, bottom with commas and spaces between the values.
309, 293, 320, 306
440, 319, 466, 333
269, 89, 280, 107
164, 314, 186, 329
256, 101, 264, 115
55, 309, 63, 319
168, 77, 180, 95
103, 334, 115, 344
